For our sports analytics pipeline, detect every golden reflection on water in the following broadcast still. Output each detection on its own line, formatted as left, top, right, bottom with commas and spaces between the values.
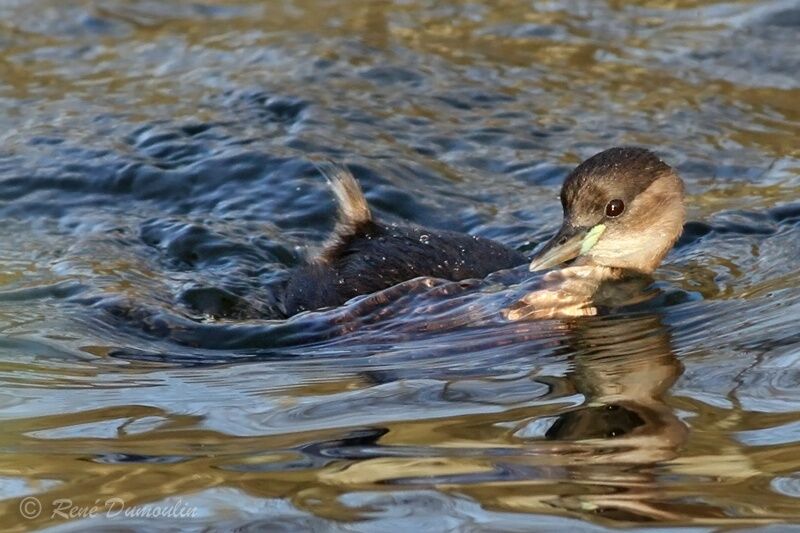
1, 0, 799, 530
2, 0, 798, 161
1, 310, 796, 530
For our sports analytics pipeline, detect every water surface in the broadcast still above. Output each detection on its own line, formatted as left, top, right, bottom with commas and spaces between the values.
1, 0, 799, 530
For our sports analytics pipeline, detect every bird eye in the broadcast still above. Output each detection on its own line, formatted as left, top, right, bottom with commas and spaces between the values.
605, 199, 625, 217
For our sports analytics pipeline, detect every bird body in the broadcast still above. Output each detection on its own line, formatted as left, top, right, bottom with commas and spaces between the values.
281, 147, 685, 318
282, 169, 525, 316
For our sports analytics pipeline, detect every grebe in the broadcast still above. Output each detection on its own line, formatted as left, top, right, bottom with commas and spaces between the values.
282, 147, 685, 318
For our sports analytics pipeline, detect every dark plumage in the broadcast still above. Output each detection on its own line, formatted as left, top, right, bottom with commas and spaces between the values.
560, 146, 674, 223
281, 147, 686, 317
282, 166, 525, 316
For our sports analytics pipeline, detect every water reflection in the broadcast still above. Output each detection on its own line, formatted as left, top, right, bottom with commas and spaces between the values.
1, 0, 800, 529
540, 314, 690, 522
338, 310, 691, 525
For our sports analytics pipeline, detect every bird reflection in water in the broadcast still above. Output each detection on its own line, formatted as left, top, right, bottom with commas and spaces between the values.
537, 310, 690, 522
329, 299, 696, 525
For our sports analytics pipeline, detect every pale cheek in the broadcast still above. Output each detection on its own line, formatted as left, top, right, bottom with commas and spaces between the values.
588, 225, 673, 271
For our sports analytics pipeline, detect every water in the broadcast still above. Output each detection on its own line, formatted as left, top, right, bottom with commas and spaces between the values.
0, 0, 799, 530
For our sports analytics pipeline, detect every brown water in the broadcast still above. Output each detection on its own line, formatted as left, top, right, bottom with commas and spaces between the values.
1, 0, 799, 531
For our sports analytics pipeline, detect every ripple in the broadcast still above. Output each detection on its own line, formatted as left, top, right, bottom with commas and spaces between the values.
0, 0, 799, 529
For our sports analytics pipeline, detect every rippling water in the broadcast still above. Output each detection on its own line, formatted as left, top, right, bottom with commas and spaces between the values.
1, 0, 799, 530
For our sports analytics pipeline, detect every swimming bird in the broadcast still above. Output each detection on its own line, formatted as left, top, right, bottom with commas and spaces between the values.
281, 147, 685, 318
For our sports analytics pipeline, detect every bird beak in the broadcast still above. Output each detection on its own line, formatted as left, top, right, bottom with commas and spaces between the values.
529, 223, 606, 271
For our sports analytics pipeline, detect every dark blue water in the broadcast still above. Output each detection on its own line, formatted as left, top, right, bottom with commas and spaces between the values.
0, 0, 799, 531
